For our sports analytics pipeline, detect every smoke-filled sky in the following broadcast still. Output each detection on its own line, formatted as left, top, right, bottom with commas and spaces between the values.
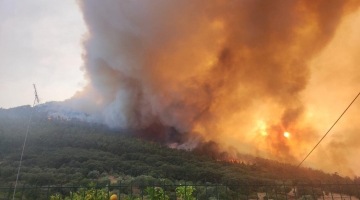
2, 0, 360, 176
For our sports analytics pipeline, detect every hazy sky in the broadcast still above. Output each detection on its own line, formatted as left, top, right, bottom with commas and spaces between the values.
0, 0, 86, 108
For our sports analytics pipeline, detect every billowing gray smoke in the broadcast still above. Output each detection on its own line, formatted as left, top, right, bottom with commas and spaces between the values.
61, 0, 360, 175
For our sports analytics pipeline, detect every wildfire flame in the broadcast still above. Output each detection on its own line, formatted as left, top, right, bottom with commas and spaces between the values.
284, 132, 290, 138
216, 159, 242, 164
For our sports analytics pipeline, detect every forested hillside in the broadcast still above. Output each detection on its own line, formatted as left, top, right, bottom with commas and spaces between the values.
0, 105, 355, 186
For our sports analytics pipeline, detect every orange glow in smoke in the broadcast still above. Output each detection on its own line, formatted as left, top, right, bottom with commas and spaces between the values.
77, 0, 360, 176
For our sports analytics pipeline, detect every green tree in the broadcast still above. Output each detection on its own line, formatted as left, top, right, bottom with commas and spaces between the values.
176, 186, 196, 200
145, 187, 169, 200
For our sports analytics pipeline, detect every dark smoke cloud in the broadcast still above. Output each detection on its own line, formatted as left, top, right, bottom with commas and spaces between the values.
70, 0, 360, 175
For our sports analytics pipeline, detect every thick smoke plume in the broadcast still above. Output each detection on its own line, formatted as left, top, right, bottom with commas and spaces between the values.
70, 0, 360, 175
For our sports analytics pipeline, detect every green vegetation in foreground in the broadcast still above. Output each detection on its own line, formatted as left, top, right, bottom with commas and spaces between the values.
50, 184, 195, 200
49, 184, 195, 200
0, 105, 357, 188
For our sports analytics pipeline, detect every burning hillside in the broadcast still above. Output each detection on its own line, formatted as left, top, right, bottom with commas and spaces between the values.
62, 0, 360, 176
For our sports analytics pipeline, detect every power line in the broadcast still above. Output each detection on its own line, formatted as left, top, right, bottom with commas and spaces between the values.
12, 84, 40, 200
264, 92, 360, 199
294, 92, 360, 170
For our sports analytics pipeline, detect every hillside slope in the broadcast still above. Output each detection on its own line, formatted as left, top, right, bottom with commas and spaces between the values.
0, 105, 354, 186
